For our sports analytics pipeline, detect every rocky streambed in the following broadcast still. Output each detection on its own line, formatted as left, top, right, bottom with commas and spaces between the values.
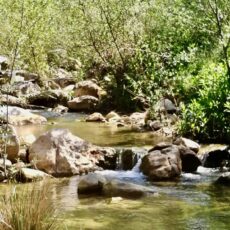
0, 109, 230, 229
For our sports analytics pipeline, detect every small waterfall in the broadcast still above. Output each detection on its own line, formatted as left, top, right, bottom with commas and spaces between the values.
115, 148, 123, 170
116, 147, 147, 171
132, 158, 142, 172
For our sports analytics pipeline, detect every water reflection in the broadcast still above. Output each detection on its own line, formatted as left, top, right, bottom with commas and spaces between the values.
15, 112, 170, 147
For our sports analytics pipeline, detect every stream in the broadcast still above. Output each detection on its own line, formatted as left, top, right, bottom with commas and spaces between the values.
14, 112, 230, 230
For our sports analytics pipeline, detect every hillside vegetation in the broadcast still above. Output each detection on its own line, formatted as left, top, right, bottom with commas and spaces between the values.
0, 0, 229, 142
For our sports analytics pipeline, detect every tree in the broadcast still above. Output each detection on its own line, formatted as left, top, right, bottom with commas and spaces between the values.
198, 0, 230, 80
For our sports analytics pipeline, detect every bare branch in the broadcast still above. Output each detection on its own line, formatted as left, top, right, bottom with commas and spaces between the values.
98, 0, 125, 67
79, 1, 107, 63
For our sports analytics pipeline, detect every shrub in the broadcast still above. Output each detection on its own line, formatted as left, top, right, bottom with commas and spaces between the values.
179, 63, 230, 142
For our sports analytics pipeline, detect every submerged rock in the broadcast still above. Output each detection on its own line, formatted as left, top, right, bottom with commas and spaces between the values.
215, 172, 230, 186
109, 197, 123, 203
78, 173, 156, 198
216, 172, 230, 185
102, 179, 156, 198
140, 145, 182, 181
78, 173, 107, 194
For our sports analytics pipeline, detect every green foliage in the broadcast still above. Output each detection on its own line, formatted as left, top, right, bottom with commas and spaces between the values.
179, 63, 230, 142
0, 0, 229, 140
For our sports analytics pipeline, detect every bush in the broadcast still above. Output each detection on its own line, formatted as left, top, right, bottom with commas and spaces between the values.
179, 63, 230, 142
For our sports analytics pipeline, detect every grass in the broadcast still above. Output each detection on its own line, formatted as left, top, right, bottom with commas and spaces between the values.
0, 180, 58, 230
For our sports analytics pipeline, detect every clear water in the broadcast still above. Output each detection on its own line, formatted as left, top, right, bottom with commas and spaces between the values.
15, 112, 170, 147
14, 112, 230, 230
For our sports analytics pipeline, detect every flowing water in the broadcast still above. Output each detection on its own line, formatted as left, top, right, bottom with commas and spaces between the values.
14, 112, 230, 230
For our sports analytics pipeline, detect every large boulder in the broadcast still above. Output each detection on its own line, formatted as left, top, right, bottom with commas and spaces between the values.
0, 94, 26, 108
68, 96, 98, 111
27, 90, 69, 107
74, 80, 101, 98
130, 112, 146, 126
12, 81, 41, 97
140, 145, 182, 181
0, 106, 47, 126
29, 129, 116, 176
0, 125, 20, 162
29, 129, 94, 176
202, 146, 230, 168
155, 98, 177, 114
178, 146, 202, 172
149, 142, 201, 173
174, 137, 200, 153
53, 68, 76, 88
